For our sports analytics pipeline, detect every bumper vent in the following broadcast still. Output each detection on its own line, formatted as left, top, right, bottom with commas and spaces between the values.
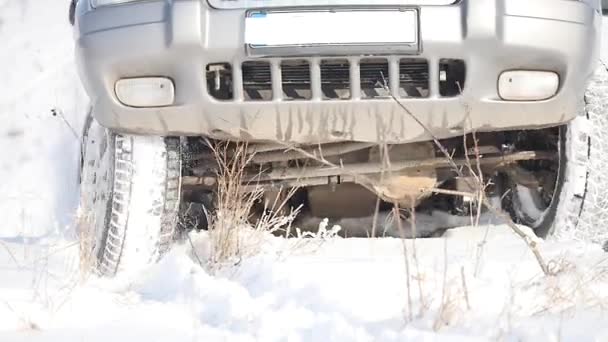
282, 60, 312, 100
360, 59, 390, 99
242, 61, 273, 101
399, 59, 429, 98
321, 59, 351, 100
439, 59, 466, 97
206, 63, 233, 100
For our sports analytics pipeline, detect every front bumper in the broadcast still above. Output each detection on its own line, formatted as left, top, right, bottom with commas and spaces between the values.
75, 0, 601, 144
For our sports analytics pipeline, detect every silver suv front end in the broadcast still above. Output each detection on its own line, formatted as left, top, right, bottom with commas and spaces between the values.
74, 0, 602, 144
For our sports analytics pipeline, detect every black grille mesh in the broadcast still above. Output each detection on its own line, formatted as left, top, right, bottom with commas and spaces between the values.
282, 60, 312, 100
320, 60, 351, 100
399, 59, 429, 98
242, 61, 273, 101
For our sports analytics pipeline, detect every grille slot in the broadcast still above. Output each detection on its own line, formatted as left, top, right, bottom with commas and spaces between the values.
399, 59, 429, 98
242, 61, 273, 101
360, 59, 390, 99
439, 59, 466, 96
281, 60, 312, 100
206, 63, 233, 100
321, 59, 351, 100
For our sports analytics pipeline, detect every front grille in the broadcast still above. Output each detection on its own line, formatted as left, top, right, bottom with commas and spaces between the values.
206, 58, 464, 101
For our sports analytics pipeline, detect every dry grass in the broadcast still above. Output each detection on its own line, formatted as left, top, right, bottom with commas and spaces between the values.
75, 206, 95, 280
205, 141, 300, 269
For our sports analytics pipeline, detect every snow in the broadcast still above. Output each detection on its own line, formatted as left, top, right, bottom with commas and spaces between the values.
0, 2, 607, 341
0, 0, 88, 238
2, 227, 608, 341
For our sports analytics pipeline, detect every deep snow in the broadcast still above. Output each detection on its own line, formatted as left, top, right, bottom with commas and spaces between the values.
1, 1, 608, 341
2, 227, 608, 341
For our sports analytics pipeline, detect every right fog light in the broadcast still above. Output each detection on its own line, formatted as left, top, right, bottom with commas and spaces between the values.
498, 70, 559, 101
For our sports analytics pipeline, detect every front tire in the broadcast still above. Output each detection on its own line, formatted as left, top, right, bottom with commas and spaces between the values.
510, 66, 608, 242
79, 119, 182, 277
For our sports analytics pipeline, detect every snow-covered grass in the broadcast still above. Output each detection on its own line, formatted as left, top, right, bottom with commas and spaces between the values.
1, 1, 608, 341
204, 142, 301, 269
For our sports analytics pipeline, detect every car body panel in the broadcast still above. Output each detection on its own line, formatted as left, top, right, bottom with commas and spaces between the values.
74, 0, 602, 144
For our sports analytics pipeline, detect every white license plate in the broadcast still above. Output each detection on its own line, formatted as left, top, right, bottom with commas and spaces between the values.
245, 10, 418, 47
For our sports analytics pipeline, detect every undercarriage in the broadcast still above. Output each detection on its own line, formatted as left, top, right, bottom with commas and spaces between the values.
179, 128, 561, 237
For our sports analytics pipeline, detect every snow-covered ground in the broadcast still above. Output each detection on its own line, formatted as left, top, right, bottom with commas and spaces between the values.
0, 0, 88, 238
2, 226, 608, 341
1, 2, 607, 341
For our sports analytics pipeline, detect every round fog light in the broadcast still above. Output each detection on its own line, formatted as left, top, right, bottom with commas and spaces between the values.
498, 71, 559, 101
115, 77, 175, 107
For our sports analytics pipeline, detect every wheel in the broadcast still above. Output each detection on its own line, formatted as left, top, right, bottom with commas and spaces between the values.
79, 118, 182, 277
509, 66, 608, 242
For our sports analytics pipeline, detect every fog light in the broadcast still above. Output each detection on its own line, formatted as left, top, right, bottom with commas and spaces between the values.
498, 71, 559, 101
115, 77, 174, 107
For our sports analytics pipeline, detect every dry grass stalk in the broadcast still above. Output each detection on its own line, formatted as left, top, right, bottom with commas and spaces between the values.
433, 236, 449, 330
463, 128, 485, 227
0, 240, 21, 269
460, 266, 471, 311
482, 201, 549, 275
75, 209, 95, 280
205, 141, 300, 269
370, 197, 381, 238
287, 220, 342, 255
392, 203, 413, 322
530, 258, 608, 316
406, 198, 428, 316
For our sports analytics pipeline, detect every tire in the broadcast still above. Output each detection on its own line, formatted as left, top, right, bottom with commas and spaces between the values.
511, 66, 608, 243
79, 119, 182, 277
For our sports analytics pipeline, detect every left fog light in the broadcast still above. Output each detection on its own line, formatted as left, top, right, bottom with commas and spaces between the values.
115, 77, 175, 107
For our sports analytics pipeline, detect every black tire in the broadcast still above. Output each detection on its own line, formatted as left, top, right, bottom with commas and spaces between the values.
511, 66, 608, 242
79, 119, 182, 277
